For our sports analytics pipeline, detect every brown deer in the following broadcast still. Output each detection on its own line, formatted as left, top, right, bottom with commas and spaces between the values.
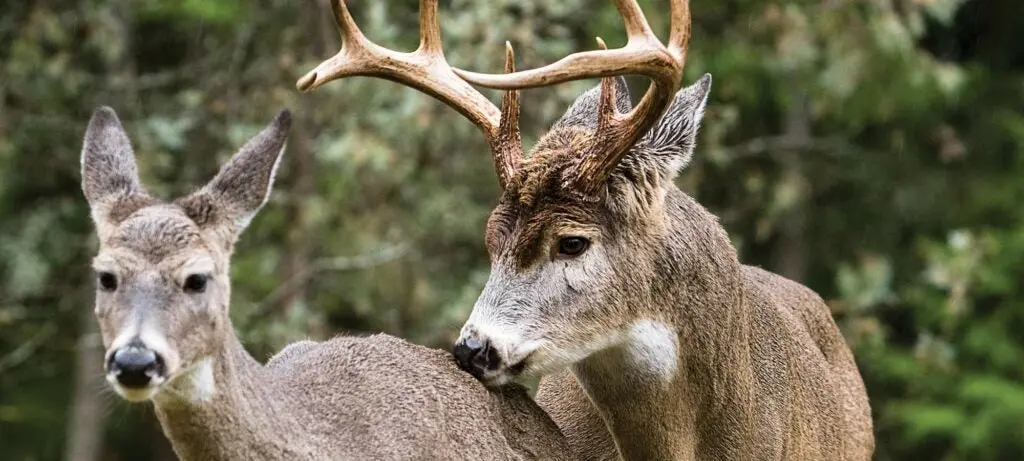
298, 0, 874, 460
81, 106, 577, 461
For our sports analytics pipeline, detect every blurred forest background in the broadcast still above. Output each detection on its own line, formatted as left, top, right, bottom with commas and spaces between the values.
1, 0, 1023, 459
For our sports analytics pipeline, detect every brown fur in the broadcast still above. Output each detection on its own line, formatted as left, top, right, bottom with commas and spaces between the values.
458, 77, 874, 460
154, 333, 575, 460
81, 107, 577, 461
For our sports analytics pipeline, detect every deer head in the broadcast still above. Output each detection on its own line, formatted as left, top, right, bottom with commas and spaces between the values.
297, 0, 696, 385
456, 74, 711, 385
82, 107, 289, 401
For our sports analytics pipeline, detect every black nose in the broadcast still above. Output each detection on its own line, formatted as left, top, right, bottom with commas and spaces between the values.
108, 346, 164, 388
453, 336, 502, 379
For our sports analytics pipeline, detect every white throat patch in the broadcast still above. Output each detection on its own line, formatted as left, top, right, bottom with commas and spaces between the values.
161, 357, 216, 404
625, 319, 679, 382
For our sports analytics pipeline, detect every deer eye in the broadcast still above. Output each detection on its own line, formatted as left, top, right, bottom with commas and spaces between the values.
97, 272, 118, 291
557, 237, 590, 257
183, 274, 209, 294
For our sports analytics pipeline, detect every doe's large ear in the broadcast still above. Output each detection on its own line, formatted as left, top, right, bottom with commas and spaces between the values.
176, 110, 291, 246
636, 73, 712, 176
81, 107, 154, 227
553, 76, 632, 130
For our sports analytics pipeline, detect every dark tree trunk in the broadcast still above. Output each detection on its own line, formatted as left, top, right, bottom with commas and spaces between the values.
771, 83, 810, 282
64, 309, 105, 461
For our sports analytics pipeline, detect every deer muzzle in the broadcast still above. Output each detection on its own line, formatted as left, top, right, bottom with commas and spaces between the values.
108, 341, 165, 388
453, 335, 503, 380
104, 332, 172, 401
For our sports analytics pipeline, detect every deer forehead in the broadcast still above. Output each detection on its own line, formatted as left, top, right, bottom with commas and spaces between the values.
508, 125, 661, 221
512, 127, 592, 207
488, 197, 604, 269
103, 205, 214, 266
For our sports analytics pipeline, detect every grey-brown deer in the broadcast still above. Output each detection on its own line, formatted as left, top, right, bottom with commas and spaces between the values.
298, 0, 874, 460
81, 106, 577, 461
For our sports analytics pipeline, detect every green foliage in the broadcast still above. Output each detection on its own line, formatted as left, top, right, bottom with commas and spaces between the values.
1, 0, 1023, 459
139, 0, 244, 24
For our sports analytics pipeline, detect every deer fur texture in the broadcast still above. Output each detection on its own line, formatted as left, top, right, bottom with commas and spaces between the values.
457, 76, 875, 460
81, 106, 576, 461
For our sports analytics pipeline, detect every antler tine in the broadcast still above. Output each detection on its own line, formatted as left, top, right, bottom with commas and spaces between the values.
297, 0, 523, 189
668, 0, 692, 60
494, 41, 522, 188
593, 37, 617, 130
615, 0, 655, 40
417, 0, 443, 56
453, 0, 691, 194
330, 0, 365, 45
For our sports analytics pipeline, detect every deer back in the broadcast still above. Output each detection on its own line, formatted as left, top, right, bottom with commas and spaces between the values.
269, 334, 578, 460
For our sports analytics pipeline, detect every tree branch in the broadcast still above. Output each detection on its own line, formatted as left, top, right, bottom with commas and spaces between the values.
0, 323, 57, 374
252, 243, 411, 314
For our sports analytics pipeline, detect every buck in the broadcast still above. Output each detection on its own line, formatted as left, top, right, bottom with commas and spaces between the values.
80, 107, 578, 460
298, 0, 874, 460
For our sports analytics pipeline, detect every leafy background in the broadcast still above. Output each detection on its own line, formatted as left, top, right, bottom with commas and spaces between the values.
2, 0, 1023, 459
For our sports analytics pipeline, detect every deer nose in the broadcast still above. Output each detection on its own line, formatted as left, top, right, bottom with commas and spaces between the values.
108, 345, 164, 388
453, 336, 502, 379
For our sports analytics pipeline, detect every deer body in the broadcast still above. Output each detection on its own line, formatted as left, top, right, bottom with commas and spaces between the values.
534, 190, 873, 461
81, 107, 576, 461
151, 332, 571, 461
297, 0, 873, 459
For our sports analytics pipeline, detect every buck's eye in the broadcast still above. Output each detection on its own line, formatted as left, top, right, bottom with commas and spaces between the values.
557, 237, 590, 257
97, 272, 118, 292
183, 274, 209, 294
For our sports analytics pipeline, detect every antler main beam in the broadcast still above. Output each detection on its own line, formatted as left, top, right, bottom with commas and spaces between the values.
453, 0, 689, 90
297, 0, 522, 189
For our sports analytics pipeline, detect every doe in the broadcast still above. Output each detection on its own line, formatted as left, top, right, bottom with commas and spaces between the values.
81, 107, 576, 461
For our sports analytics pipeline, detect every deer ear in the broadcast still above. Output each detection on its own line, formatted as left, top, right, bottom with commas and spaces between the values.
177, 110, 290, 243
637, 73, 711, 176
81, 107, 155, 227
553, 76, 631, 130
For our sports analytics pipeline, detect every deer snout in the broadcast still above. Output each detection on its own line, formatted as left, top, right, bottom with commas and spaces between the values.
453, 335, 502, 380
107, 342, 165, 389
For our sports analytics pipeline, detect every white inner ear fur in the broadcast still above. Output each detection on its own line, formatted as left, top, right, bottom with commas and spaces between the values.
262, 143, 286, 207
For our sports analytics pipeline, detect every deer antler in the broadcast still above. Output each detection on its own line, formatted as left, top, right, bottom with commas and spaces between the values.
454, 0, 690, 193
299, 0, 690, 194
297, 0, 522, 189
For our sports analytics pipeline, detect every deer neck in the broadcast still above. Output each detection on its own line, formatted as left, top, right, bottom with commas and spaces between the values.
571, 189, 753, 460
151, 329, 307, 461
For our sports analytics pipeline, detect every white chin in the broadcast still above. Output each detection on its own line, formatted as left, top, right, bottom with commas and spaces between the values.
481, 372, 517, 388
115, 386, 158, 402
107, 376, 161, 402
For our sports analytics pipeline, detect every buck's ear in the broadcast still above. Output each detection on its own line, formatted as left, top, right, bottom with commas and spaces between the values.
637, 73, 711, 176
81, 107, 153, 226
177, 109, 290, 244
553, 76, 632, 130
